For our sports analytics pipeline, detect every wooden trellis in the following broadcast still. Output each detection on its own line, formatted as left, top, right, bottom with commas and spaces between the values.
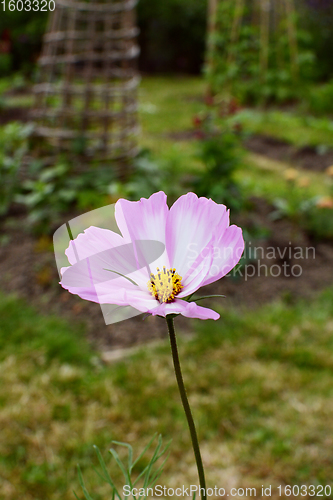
32, 0, 140, 162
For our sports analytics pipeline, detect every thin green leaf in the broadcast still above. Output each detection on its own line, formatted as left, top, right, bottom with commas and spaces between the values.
93, 445, 122, 500
134, 444, 162, 487
147, 454, 170, 487
142, 437, 164, 488
132, 433, 158, 469
191, 294, 225, 302
184, 292, 195, 302
92, 465, 111, 485
109, 448, 131, 485
77, 465, 94, 500
147, 443, 172, 486
111, 440, 133, 471
73, 490, 82, 500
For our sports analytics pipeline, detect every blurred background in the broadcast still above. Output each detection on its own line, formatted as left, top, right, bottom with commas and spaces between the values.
1, 0, 333, 498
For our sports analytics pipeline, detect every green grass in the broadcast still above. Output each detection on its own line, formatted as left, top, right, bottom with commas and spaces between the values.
237, 108, 333, 148
1, 289, 333, 498
139, 76, 205, 169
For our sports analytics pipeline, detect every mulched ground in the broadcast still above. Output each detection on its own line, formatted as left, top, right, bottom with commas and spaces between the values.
1, 198, 332, 351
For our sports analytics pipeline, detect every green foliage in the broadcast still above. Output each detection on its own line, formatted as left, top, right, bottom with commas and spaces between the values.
75, 435, 171, 500
191, 110, 244, 210
300, 1, 333, 81
271, 177, 333, 241
207, 0, 315, 104
300, 202, 333, 241
194, 133, 243, 210
306, 80, 333, 115
110, 149, 188, 205
0, 122, 32, 216
16, 161, 116, 234
271, 181, 311, 223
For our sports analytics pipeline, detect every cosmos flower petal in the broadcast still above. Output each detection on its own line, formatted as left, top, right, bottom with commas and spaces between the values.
148, 299, 220, 320
177, 242, 214, 298
166, 192, 229, 276
115, 191, 170, 271
96, 284, 158, 312
65, 226, 126, 265
115, 191, 168, 247
200, 225, 244, 287
61, 272, 157, 311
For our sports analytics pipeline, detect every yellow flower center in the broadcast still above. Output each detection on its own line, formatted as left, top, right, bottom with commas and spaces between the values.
147, 267, 183, 303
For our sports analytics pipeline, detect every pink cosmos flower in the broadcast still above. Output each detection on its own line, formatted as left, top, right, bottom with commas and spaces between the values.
60, 192, 244, 321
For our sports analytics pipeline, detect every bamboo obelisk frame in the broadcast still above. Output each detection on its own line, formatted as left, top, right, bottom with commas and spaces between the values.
32, 0, 140, 163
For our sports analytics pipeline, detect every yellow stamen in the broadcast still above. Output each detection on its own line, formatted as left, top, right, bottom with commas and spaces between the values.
147, 266, 183, 303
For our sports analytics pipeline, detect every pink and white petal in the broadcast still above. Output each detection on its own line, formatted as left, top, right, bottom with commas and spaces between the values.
115, 191, 170, 272
59, 283, 101, 304
180, 301, 220, 320
200, 225, 244, 287
61, 270, 158, 312
95, 284, 159, 312
149, 299, 219, 320
177, 242, 215, 298
65, 226, 126, 265
115, 191, 168, 246
166, 192, 229, 275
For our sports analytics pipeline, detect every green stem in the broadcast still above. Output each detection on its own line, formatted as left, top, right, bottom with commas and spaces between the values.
166, 316, 207, 500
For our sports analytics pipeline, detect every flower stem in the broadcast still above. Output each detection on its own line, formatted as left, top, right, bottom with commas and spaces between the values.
166, 316, 207, 500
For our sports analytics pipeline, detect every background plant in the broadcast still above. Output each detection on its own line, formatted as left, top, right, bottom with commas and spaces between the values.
15, 160, 116, 234
0, 122, 32, 216
207, 0, 316, 104
75, 435, 170, 500
191, 107, 245, 211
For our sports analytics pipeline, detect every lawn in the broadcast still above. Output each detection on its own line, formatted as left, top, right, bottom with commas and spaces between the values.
1, 288, 333, 499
